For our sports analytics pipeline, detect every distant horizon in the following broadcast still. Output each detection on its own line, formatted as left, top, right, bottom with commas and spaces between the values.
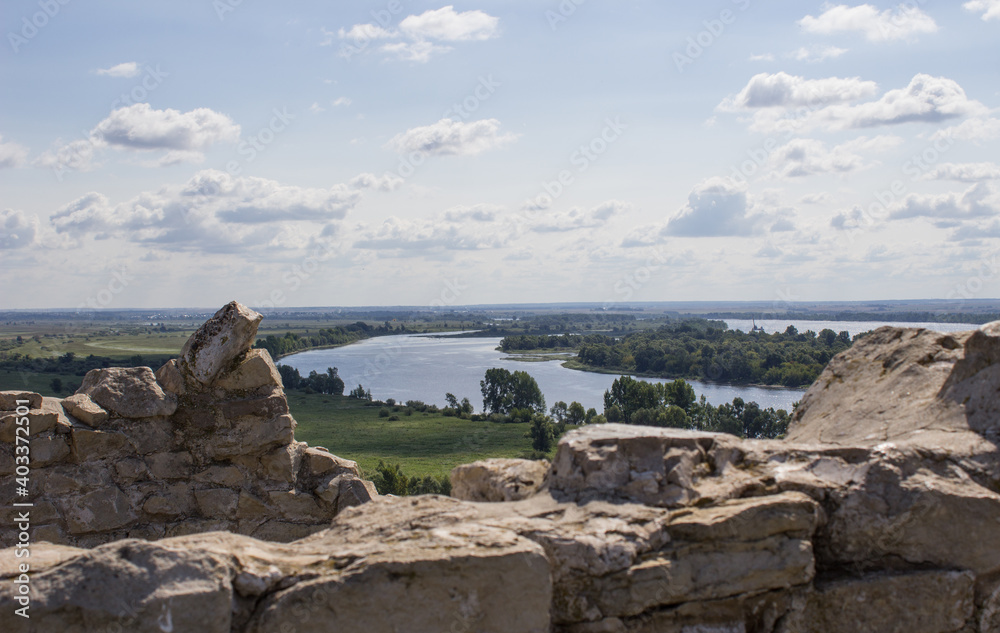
3, 297, 1000, 315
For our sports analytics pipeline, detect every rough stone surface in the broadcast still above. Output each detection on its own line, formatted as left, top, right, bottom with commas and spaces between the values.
451, 457, 550, 502
78, 366, 178, 418
0, 302, 376, 548
2, 319, 1000, 631
180, 301, 263, 385
61, 392, 109, 425
0, 390, 43, 410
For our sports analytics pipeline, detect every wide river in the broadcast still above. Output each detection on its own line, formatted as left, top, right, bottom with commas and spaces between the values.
280, 319, 978, 414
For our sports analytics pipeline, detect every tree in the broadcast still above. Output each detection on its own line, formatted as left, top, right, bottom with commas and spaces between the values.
445, 393, 460, 409
550, 401, 568, 423
567, 401, 586, 425
527, 415, 555, 452
480, 368, 546, 415
460, 397, 474, 415
49, 378, 63, 394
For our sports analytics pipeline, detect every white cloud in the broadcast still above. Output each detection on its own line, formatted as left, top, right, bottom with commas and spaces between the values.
338, 24, 396, 41
933, 117, 1000, 143
399, 6, 499, 41
888, 183, 998, 221
0, 135, 28, 168
727, 74, 987, 134
349, 172, 404, 192
353, 209, 513, 253
665, 178, 781, 237
309, 102, 325, 114
531, 200, 630, 232
830, 74, 985, 128
95, 62, 140, 78
922, 163, 1000, 182
380, 40, 452, 63
719, 72, 878, 110
387, 118, 517, 156
749, 53, 775, 62
35, 104, 241, 173
964, 0, 1000, 21
335, 5, 498, 63
799, 4, 938, 42
768, 135, 902, 178
93, 103, 240, 151
800, 192, 833, 205
34, 137, 104, 172
332, 97, 352, 107
442, 204, 503, 223
0, 209, 38, 249
50, 170, 363, 253
790, 46, 848, 63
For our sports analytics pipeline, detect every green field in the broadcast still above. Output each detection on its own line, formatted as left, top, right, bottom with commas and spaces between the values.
287, 393, 544, 480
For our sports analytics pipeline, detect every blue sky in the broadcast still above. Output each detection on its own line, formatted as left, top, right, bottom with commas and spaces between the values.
2, 0, 999, 310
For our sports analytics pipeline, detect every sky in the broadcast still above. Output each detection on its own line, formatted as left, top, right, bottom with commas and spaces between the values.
1, 0, 999, 311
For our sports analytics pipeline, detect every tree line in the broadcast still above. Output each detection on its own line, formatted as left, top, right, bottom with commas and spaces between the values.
573, 319, 855, 387
253, 321, 407, 359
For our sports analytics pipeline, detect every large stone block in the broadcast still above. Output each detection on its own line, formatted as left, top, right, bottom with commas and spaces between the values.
77, 366, 178, 418
0, 391, 42, 410
179, 301, 263, 386
61, 393, 108, 425
61, 487, 136, 534
451, 458, 549, 502
213, 348, 282, 392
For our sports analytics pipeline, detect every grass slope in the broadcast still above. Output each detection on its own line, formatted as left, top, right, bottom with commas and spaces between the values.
287, 393, 540, 480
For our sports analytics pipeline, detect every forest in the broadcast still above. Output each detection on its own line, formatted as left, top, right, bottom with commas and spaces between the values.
574, 319, 855, 387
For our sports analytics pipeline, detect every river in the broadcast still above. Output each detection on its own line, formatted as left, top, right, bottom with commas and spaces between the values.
281, 319, 982, 415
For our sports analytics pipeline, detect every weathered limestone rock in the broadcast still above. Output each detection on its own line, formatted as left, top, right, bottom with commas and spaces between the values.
451, 458, 549, 502
61, 392, 108, 425
77, 366, 178, 418
213, 348, 282, 392
180, 301, 263, 385
0, 390, 42, 410
779, 570, 976, 633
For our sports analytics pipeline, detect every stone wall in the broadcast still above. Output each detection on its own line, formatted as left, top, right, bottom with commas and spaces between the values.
3, 318, 1000, 631
0, 302, 376, 547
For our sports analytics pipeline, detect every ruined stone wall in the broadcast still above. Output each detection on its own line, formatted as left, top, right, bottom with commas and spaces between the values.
0, 302, 375, 548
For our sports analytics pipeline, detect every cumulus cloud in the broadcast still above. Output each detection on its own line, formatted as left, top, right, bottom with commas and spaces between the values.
965, 0, 1000, 21
35, 104, 240, 173
933, 117, 1000, 143
353, 210, 513, 253
0, 135, 28, 168
790, 46, 848, 63
336, 5, 498, 63
664, 178, 782, 237
387, 118, 517, 156
0, 209, 38, 249
399, 6, 499, 41
95, 62, 140, 78
380, 40, 453, 63
799, 4, 938, 42
725, 74, 987, 134
349, 172, 404, 192
50, 170, 363, 253
888, 183, 999, 221
531, 200, 630, 232
922, 163, 1000, 182
718, 72, 877, 110
768, 135, 902, 178
442, 204, 503, 222
93, 103, 240, 151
